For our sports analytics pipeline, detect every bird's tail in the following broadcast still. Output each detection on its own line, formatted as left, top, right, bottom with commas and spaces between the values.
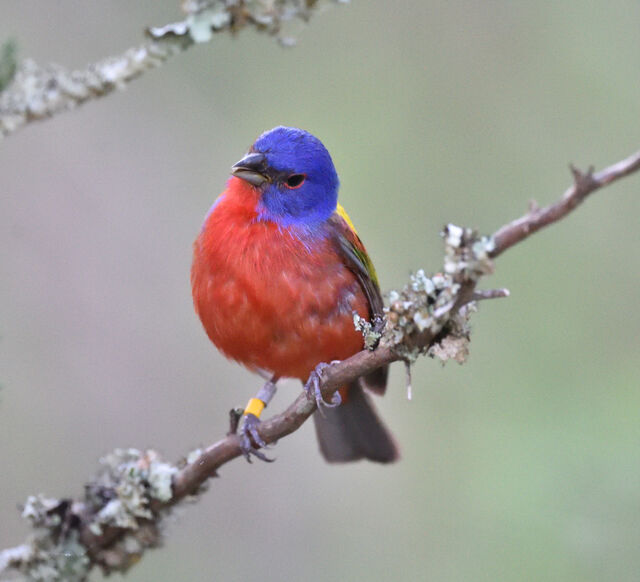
313, 383, 399, 463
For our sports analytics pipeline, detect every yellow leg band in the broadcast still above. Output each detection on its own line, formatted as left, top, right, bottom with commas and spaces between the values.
244, 397, 265, 418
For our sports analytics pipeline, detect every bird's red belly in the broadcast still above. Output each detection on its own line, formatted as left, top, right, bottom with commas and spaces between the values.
192, 213, 368, 381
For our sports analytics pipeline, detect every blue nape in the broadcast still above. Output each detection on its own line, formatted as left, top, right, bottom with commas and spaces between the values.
252, 127, 340, 228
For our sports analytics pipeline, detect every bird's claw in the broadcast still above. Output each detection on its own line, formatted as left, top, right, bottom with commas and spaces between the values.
227, 407, 244, 436
240, 413, 274, 463
304, 362, 342, 413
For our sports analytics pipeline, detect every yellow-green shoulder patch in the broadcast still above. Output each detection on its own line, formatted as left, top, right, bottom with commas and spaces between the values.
336, 203, 358, 236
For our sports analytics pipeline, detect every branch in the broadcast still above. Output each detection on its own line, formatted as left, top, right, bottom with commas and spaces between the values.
2, 150, 639, 580
491, 151, 640, 258
0, 0, 344, 139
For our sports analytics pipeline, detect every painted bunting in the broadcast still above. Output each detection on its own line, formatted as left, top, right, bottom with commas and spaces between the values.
191, 127, 398, 463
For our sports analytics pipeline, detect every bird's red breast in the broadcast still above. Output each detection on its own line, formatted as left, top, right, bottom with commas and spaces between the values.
191, 177, 369, 381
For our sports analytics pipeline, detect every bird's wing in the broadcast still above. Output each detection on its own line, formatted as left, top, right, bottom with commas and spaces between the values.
330, 204, 384, 319
328, 204, 388, 394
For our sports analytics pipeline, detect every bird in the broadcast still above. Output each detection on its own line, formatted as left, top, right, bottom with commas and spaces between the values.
191, 126, 398, 463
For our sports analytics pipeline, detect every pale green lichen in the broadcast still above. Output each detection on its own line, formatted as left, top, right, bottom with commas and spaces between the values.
428, 303, 475, 365
384, 225, 493, 362
429, 331, 469, 364
186, 9, 231, 42
6, 495, 91, 581
353, 313, 381, 350
90, 448, 177, 534
148, 0, 347, 46
386, 269, 459, 348
410, 268, 435, 295
442, 223, 495, 279
3, 449, 180, 578
148, 457, 178, 502
21, 495, 63, 528
186, 447, 203, 465
27, 534, 88, 582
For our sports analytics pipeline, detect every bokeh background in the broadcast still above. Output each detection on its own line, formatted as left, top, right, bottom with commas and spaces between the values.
1, 2, 639, 581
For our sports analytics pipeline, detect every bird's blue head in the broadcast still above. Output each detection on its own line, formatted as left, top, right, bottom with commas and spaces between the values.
231, 126, 339, 228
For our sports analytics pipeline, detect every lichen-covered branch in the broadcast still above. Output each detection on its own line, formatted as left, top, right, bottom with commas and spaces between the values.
1, 149, 638, 580
0, 0, 344, 139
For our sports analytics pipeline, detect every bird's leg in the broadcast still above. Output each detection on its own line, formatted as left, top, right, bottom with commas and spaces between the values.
304, 361, 342, 412
239, 378, 278, 462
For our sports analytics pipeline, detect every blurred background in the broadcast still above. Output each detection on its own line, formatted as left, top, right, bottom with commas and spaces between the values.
1, 2, 639, 581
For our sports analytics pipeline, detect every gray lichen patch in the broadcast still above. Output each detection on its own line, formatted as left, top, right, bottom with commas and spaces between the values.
428, 303, 474, 365
1, 495, 91, 581
353, 313, 382, 350
19, 534, 89, 582
0, 449, 181, 579
148, 0, 344, 46
442, 223, 495, 279
88, 448, 177, 535
383, 225, 493, 363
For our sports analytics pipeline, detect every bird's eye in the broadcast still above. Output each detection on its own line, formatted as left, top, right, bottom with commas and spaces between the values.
284, 174, 306, 189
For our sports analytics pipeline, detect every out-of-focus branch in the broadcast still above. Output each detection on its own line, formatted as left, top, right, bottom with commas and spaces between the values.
1, 149, 638, 580
0, 39, 17, 92
0, 0, 344, 139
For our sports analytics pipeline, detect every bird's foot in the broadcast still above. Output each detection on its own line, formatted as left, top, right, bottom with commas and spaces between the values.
239, 413, 274, 463
304, 361, 342, 411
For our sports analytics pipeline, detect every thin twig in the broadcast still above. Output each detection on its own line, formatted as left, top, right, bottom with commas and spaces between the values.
472, 288, 510, 301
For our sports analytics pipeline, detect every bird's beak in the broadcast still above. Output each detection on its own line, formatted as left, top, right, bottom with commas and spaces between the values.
231, 152, 269, 187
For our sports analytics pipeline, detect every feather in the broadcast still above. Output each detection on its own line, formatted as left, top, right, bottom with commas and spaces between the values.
327, 208, 388, 394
